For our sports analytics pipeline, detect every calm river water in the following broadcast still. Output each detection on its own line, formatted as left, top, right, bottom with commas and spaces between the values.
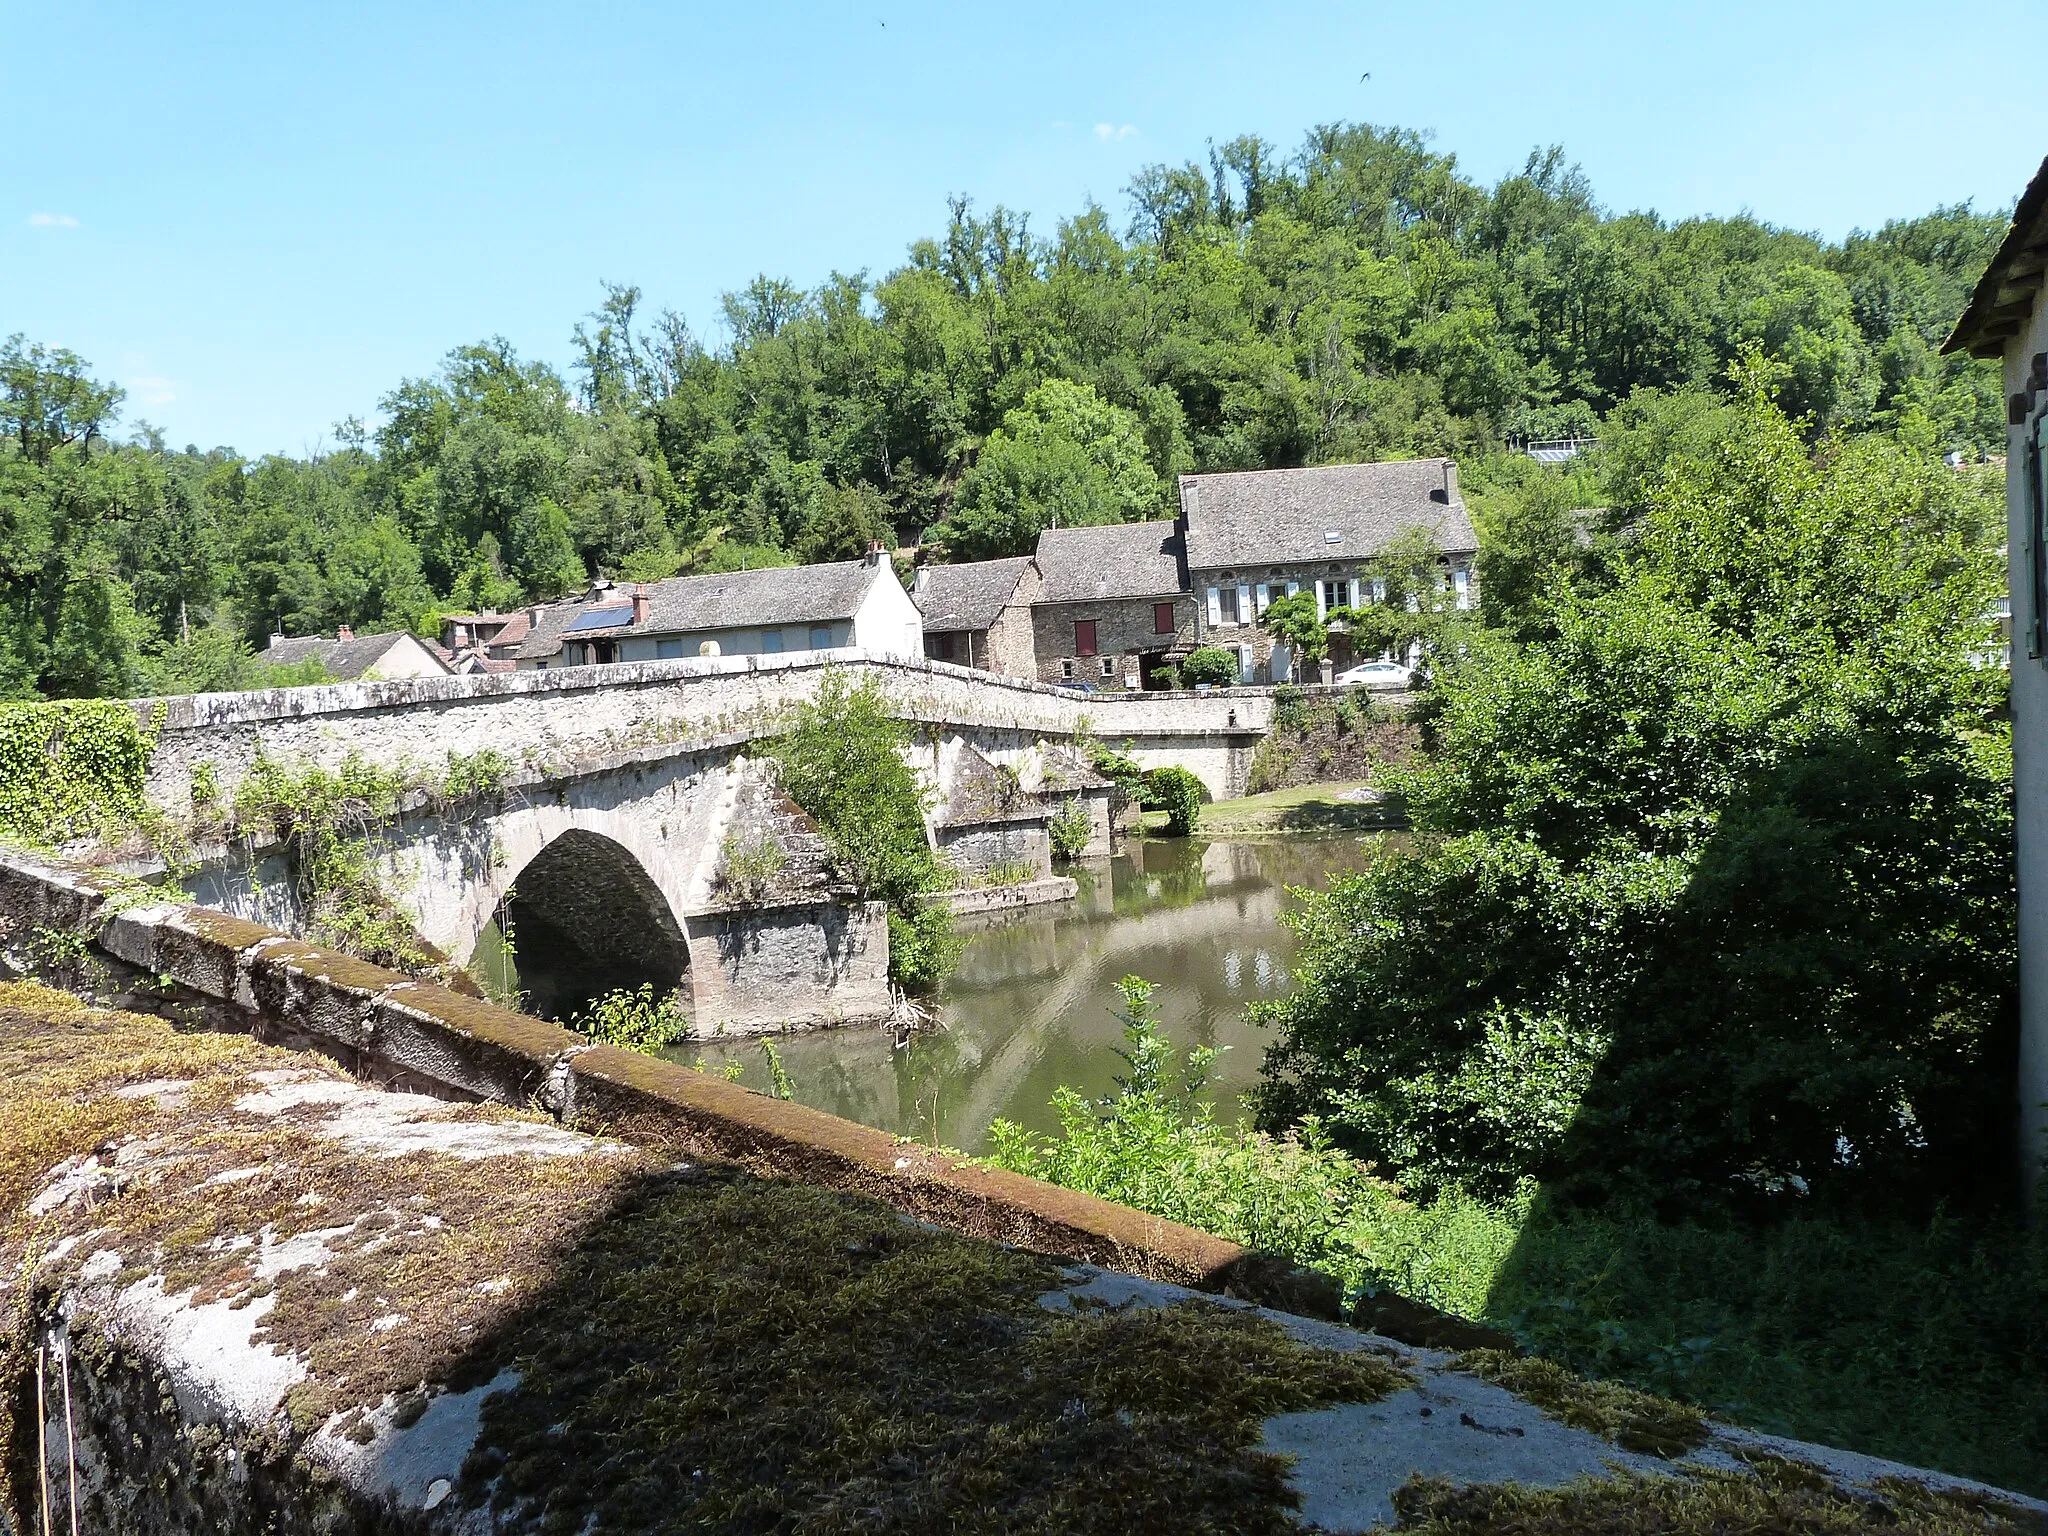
683, 832, 1392, 1153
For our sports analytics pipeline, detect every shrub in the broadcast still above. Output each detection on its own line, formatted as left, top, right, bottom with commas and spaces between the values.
1271, 682, 1309, 733
887, 904, 961, 993
766, 669, 956, 990
1144, 766, 1204, 837
574, 983, 689, 1052
983, 976, 1522, 1320
1048, 798, 1092, 860
1180, 647, 1239, 688
1148, 663, 1182, 691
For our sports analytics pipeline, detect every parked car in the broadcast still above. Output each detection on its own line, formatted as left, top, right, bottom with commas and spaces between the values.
1332, 660, 1414, 690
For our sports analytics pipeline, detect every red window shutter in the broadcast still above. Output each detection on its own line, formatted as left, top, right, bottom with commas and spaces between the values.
1154, 602, 1174, 635
1075, 619, 1097, 656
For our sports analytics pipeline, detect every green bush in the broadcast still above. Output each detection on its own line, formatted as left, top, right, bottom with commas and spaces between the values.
0, 700, 154, 846
887, 904, 961, 993
1257, 373, 2016, 1212
1179, 647, 1239, 688
1048, 798, 1092, 860
574, 983, 689, 1052
984, 976, 1521, 1321
1144, 766, 1204, 837
767, 669, 957, 989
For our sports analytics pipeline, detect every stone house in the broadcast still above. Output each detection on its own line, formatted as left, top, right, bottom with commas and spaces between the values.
1178, 459, 1479, 682
1945, 151, 2048, 1193
439, 609, 540, 672
912, 555, 1041, 678
515, 547, 923, 670
1031, 520, 1197, 690
261, 627, 452, 682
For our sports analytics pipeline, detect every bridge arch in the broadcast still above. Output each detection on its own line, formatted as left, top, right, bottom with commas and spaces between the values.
494, 828, 692, 1023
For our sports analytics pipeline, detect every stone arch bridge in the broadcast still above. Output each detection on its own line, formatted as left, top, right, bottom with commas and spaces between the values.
144, 652, 1277, 1036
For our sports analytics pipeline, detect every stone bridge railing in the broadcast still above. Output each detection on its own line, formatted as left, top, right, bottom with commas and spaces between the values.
132, 651, 1278, 807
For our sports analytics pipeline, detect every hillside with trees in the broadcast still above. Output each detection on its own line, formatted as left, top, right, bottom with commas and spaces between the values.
0, 120, 2012, 699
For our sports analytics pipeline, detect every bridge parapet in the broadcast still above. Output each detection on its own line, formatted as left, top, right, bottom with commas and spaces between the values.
134, 651, 1275, 806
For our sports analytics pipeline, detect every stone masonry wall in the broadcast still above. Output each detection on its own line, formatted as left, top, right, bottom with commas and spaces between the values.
1032, 597, 1197, 689
134, 651, 1273, 802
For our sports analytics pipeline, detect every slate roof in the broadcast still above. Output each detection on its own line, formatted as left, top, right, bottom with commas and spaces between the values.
1178, 460, 1477, 570
512, 603, 576, 662
514, 560, 885, 657
1946, 153, 2048, 358
261, 632, 444, 681
1034, 521, 1185, 603
914, 557, 1035, 632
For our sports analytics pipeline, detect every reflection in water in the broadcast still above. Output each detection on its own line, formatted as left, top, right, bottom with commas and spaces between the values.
685, 832, 1393, 1153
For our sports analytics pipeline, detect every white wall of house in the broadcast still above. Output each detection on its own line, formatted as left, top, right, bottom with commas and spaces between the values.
363, 634, 453, 680
610, 621, 852, 663
851, 564, 924, 659
2005, 301, 2048, 1197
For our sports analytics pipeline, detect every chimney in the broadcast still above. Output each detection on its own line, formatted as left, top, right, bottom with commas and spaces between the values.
913, 564, 932, 594
631, 585, 651, 626
1444, 461, 1458, 502
337, 624, 354, 641
865, 538, 886, 566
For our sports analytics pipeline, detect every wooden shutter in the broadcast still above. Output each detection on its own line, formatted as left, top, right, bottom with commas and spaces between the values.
1075, 619, 1097, 656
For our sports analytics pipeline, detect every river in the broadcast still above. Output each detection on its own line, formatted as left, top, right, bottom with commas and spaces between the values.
683, 831, 1393, 1153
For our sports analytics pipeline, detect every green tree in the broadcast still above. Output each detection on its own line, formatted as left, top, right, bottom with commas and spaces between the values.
935, 380, 1160, 559
1258, 366, 2012, 1211
1257, 591, 1328, 664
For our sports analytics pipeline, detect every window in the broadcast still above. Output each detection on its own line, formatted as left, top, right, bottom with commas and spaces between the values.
1154, 602, 1174, 635
1074, 619, 1097, 656
1216, 586, 1240, 624
809, 625, 833, 650
925, 631, 954, 661
1321, 580, 1347, 613
1453, 568, 1471, 610
1100, 656, 1115, 678
1061, 657, 1075, 679
762, 628, 785, 654
656, 638, 686, 660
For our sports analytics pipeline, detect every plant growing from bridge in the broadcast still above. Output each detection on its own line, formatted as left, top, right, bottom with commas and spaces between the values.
765, 669, 957, 989
715, 830, 786, 905
1048, 799, 1091, 861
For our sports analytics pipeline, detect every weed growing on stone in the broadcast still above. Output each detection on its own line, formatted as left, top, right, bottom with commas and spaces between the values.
1048, 799, 1092, 861
1451, 1348, 1707, 1457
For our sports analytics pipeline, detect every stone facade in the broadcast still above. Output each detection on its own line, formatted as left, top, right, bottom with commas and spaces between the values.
1032, 595, 1197, 690
1188, 562, 1476, 681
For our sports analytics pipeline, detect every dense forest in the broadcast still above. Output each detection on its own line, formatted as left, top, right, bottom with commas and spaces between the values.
0, 120, 2011, 699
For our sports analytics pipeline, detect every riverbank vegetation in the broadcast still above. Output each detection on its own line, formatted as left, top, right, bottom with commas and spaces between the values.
0, 122, 2009, 698
994, 366, 2046, 1494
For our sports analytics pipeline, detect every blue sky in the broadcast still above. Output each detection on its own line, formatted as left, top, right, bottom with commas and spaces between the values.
6, 0, 2041, 456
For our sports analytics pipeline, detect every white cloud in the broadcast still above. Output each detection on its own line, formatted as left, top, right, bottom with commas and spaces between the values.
1093, 123, 1138, 143
126, 375, 178, 407
27, 212, 79, 228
